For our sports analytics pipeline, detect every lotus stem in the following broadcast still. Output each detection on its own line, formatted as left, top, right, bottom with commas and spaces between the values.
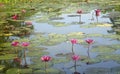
74, 60, 77, 72
45, 62, 47, 74
79, 15, 81, 23
72, 44, 75, 54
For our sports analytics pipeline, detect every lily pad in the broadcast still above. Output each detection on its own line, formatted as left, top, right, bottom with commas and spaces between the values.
110, 44, 120, 50
67, 32, 85, 39
91, 45, 116, 53
0, 65, 5, 72
103, 34, 120, 39
20, 69, 32, 74
81, 58, 101, 64
34, 68, 64, 74
80, 23, 112, 28
85, 67, 110, 74
6, 68, 20, 74
0, 54, 16, 60
48, 22, 69, 27
86, 33, 104, 37
53, 58, 70, 64
97, 54, 120, 63
0, 42, 11, 48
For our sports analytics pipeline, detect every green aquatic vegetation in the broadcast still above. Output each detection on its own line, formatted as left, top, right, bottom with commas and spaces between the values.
91, 45, 116, 53
6, 68, 20, 74
53, 58, 70, 64
0, 54, 16, 60
86, 33, 104, 37
20, 69, 32, 74
35, 16, 49, 22
80, 23, 112, 28
103, 34, 120, 40
110, 44, 120, 50
27, 50, 49, 57
97, 54, 120, 63
48, 22, 69, 27
30, 60, 52, 69
85, 67, 110, 74
0, 43, 11, 48
34, 68, 64, 74
6, 68, 32, 74
0, 65, 5, 72
81, 58, 101, 64
67, 32, 85, 39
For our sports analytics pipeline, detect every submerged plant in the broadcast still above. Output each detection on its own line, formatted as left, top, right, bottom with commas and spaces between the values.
41, 55, 52, 74
70, 39, 78, 54
21, 42, 30, 68
85, 39, 94, 64
72, 55, 80, 74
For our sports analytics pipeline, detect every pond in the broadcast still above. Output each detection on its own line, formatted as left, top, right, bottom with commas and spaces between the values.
24, 4, 120, 74
0, 1, 120, 74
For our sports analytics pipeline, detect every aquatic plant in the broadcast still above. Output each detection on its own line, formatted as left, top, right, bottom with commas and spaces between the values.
70, 39, 78, 54
72, 55, 80, 74
95, 9, 101, 22
11, 14, 18, 20
85, 39, 94, 64
77, 9, 83, 23
11, 41, 20, 55
21, 42, 30, 68
41, 55, 52, 74
13, 57, 22, 67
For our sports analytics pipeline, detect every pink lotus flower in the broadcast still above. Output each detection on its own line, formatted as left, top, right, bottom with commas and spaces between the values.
25, 21, 32, 25
95, 9, 101, 16
21, 42, 30, 47
72, 55, 80, 61
41, 55, 51, 62
12, 14, 18, 20
72, 55, 80, 73
11, 41, 19, 47
71, 39, 78, 44
21, 9, 26, 13
77, 10, 82, 14
85, 39, 94, 44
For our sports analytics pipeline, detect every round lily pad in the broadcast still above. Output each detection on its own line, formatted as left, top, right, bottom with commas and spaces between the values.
85, 67, 110, 74
91, 45, 116, 53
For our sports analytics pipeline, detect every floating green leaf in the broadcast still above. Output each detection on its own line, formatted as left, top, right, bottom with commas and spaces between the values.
85, 67, 110, 74
97, 54, 120, 63
91, 45, 116, 53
